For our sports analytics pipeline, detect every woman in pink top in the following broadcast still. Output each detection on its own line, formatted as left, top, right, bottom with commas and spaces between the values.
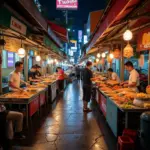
57, 67, 65, 92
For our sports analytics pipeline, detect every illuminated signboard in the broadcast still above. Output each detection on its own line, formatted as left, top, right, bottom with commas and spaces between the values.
70, 40, 77, 52
78, 30, 83, 43
56, 0, 78, 10
7, 52, 14, 68
84, 35, 88, 44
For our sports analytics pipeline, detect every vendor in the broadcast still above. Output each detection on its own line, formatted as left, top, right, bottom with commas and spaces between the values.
28, 65, 40, 84
9, 61, 29, 92
121, 61, 139, 92
35, 65, 42, 78
107, 68, 120, 83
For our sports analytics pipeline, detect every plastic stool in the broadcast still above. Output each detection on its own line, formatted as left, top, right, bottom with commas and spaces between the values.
123, 129, 137, 142
117, 136, 135, 150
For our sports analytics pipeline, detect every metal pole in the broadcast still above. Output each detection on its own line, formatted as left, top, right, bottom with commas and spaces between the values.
65, 10, 68, 55
0, 46, 2, 94
66, 10, 68, 25
0, 31, 3, 94
120, 43, 124, 81
24, 48, 28, 81
148, 50, 150, 85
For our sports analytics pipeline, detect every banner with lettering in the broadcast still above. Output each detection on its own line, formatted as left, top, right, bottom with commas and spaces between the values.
56, 0, 78, 10
137, 28, 150, 51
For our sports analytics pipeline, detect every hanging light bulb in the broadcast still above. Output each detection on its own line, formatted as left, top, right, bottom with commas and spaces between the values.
96, 58, 99, 62
17, 48, 26, 58
51, 60, 54, 64
47, 59, 51, 64
123, 29, 133, 41
97, 53, 101, 58
109, 53, 114, 59
102, 53, 106, 58
55, 59, 57, 63
36, 55, 41, 61
17, 39, 26, 58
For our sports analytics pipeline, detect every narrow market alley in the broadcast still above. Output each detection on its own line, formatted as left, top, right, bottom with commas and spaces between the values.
15, 81, 116, 150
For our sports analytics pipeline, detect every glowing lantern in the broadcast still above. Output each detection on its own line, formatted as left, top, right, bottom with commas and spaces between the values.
97, 53, 101, 58
123, 43, 133, 58
102, 53, 106, 58
17, 48, 26, 58
96, 58, 99, 62
113, 49, 121, 59
123, 29, 133, 41
36, 55, 41, 61
107, 56, 113, 63
109, 53, 114, 59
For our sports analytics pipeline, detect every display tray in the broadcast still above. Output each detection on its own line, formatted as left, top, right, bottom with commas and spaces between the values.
98, 89, 150, 112
0, 88, 47, 104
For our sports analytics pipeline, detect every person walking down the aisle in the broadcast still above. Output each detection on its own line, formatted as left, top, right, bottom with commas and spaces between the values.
82, 61, 93, 112
57, 67, 65, 92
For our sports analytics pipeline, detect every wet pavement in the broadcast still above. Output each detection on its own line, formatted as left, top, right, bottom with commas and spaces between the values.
14, 80, 117, 150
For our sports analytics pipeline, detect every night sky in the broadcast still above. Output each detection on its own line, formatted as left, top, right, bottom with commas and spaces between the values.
39, 0, 106, 29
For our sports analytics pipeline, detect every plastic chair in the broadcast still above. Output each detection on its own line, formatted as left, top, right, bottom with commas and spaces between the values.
123, 129, 137, 142
117, 136, 135, 150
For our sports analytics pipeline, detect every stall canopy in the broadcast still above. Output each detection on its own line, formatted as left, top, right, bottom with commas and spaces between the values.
5, 0, 63, 48
86, 0, 150, 52
47, 21, 68, 43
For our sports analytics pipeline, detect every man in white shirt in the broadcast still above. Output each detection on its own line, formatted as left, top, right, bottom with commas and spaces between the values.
9, 61, 29, 91
121, 61, 139, 92
1, 61, 28, 142
107, 68, 120, 83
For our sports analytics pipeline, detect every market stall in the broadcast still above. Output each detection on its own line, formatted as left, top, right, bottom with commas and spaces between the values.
92, 74, 150, 137
0, 86, 48, 128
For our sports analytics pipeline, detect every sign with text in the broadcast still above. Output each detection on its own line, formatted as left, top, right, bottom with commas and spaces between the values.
78, 30, 82, 43
10, 17, 27, 35
56, 0, 78, 10
7, 52, 14, 68
137, 28, 150, 51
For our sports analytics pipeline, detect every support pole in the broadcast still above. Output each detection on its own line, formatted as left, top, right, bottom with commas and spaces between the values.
65, 10, 68, 54
148, 50, 150, 85
0, 32, 3, 94
0, 46, 2, 94
24, 49, 28, 82
120, 43, 124, 81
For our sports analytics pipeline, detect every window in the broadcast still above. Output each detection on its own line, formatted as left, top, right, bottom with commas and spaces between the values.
15, 53, 20, 62
2, 50, 7, 68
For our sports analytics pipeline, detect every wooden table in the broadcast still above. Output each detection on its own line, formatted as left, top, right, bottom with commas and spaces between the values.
0, 87, 48, 128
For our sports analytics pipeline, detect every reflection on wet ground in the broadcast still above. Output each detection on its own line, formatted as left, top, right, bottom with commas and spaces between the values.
14, 80, 116, 150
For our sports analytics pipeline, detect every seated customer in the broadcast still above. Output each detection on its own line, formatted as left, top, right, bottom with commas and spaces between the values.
107, 68, 120, 83
0, 104, 25, 140
28, 66, 40, 84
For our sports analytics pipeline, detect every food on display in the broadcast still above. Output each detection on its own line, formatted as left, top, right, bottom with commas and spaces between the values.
106, 80, 119, 86
3, 91, 34, 98
144, 103, 150, 108
146, 85, 150, 94
121, 103, 134, 109
115, 88, 133, 93
136, 93, 149, 99
112, 85, 122, 90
